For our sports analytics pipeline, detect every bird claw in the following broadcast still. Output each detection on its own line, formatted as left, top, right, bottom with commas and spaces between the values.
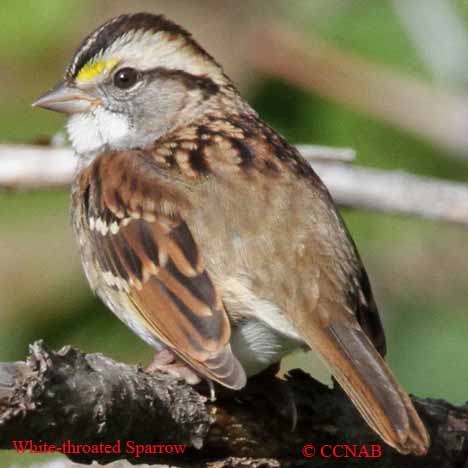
145, 349, 201, 385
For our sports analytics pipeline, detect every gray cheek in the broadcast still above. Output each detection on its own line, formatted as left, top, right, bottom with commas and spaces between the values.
104, 92, 132, 119
133, 79, 188, 135
100, 85, 134, 120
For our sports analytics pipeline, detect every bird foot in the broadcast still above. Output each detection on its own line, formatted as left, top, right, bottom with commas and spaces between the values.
145, 349, 201, 385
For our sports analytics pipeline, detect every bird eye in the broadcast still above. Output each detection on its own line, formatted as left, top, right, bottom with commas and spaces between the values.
113, 67, 140, 90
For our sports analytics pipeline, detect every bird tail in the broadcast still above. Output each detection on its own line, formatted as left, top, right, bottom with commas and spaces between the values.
304, 316, 430, 455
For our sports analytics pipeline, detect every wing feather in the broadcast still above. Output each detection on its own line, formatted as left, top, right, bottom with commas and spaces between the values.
78, 151, 246, 389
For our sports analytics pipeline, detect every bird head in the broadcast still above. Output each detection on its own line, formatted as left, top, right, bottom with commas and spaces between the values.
33, 13, 232, 155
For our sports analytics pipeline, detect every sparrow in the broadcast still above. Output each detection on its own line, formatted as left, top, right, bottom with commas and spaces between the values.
33, 12, 429, 455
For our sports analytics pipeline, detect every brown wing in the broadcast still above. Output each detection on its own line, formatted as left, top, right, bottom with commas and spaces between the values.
77, 150, 246, 389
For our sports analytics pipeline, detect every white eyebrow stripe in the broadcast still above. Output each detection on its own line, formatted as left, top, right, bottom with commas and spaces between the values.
87, 29, 225, 85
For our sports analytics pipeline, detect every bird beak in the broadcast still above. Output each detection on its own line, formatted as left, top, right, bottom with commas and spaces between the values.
32, 81, 101, 114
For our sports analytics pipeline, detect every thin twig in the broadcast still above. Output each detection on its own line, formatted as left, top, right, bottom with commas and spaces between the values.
0, 145, 77, 189
313, 162, 468, 228
0, 144, 353, 190
1, 144, 467, 228
296, 144, 355, 163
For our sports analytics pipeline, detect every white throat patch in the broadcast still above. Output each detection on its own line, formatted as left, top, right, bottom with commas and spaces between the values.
66, 108, 130, 155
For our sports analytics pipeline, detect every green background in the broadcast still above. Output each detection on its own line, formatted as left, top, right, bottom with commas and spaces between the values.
1, 1, 467, 466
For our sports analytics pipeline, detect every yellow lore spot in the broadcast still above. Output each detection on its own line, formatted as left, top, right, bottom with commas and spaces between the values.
76, 59, 118, 83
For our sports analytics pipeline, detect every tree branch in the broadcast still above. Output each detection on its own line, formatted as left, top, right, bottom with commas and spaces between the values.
0, 144, 354, 190
1, 144, 468, 228
0, 342, 467, 467
314, 162, 468, 228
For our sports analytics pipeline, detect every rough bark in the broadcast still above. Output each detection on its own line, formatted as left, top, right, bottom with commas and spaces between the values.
0, 342, 467, 467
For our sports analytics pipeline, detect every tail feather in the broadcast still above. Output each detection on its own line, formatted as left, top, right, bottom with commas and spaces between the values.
199, 344, 247, 390
306, 315, 429, 455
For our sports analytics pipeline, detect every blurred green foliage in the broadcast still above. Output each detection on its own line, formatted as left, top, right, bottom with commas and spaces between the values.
1, 1, 468, 465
